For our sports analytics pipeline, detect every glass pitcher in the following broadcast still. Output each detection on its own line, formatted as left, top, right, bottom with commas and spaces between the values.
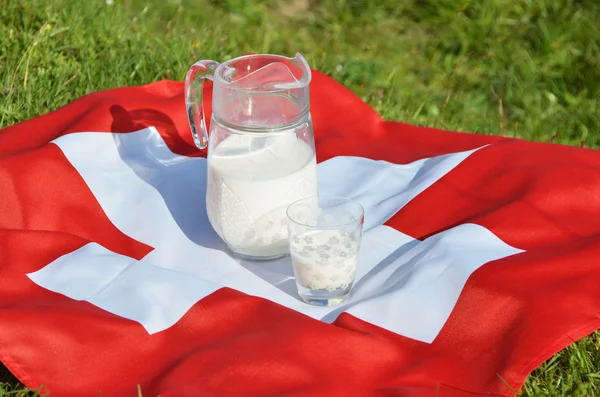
185, 53, 318, 261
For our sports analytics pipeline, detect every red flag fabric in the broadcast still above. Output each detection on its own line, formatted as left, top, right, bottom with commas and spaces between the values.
1, 70, 600, 397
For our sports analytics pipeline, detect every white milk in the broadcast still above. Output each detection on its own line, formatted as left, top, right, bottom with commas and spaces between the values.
290, 229, 359, 292
206, 132, 318, 258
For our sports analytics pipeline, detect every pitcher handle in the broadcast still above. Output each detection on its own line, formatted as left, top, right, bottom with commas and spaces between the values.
185, 60, 220, 149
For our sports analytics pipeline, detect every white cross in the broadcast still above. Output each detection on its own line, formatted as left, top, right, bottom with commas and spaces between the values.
28, 127, 523, 343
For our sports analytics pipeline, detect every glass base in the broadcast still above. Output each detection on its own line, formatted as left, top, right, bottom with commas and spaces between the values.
297, 284, 352, 307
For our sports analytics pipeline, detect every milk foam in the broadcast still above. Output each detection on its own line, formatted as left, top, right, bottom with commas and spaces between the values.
206, 132, 318, 258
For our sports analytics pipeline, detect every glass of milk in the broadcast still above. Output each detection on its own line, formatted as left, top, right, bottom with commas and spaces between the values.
286, 196, 364, 306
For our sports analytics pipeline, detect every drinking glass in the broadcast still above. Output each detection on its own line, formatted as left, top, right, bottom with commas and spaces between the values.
286, 196, 364, 306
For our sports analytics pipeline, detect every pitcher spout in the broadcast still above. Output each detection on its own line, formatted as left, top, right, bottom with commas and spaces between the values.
272, 52, 312, 90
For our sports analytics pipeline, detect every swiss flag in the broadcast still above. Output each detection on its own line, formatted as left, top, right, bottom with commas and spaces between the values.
1, 70, 600, 397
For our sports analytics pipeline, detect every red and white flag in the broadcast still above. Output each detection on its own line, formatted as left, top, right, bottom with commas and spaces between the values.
1, 71, 600, 397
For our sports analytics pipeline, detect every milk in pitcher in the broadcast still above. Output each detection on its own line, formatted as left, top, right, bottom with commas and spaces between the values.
206, 131, 318, 258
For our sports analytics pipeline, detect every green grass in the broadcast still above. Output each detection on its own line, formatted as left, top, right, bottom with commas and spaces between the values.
0, 0, 599, 395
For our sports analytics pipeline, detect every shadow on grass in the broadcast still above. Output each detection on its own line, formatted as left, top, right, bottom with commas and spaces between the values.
0, 361, 20, 385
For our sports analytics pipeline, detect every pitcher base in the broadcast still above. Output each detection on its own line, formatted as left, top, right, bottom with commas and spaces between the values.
226, 246, 289, 262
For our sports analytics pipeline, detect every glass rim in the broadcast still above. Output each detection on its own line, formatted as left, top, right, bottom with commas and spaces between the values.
286, 195, 365, 229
